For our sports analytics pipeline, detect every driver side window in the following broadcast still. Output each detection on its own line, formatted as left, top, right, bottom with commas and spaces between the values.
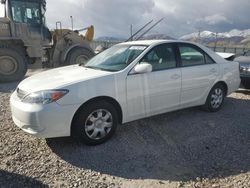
140, 44, 176, 71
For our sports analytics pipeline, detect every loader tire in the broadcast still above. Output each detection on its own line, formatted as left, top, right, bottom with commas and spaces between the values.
65, 47, 95, 66
0, 47, 28, 82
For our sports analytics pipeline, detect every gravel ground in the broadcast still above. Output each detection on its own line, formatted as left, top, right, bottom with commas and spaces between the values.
0, 69, 250, 187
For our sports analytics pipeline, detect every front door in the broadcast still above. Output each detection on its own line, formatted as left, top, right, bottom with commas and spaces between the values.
126, 43, 181, 121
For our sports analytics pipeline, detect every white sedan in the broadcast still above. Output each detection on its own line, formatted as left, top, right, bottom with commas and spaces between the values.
10, 40, 240, 145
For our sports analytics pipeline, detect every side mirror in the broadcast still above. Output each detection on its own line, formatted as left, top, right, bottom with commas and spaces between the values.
132, 63, 152, 74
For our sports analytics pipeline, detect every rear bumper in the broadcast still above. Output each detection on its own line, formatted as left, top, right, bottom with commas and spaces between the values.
10, 91, 80, 138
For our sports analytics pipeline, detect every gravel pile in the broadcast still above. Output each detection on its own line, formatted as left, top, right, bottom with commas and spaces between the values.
0, 82, 249, 188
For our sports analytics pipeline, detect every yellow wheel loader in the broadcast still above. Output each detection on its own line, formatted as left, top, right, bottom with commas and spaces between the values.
0, 0, 95, 82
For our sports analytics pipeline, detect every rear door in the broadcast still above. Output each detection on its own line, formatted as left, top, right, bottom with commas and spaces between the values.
178, 43, 219, 107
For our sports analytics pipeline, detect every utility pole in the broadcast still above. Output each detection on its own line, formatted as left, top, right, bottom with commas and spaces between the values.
196, 26, 202, 44
198, 29, 201, 43
130, 24, 133, 41
70, 16, 74, 31
214, 32, 218, 51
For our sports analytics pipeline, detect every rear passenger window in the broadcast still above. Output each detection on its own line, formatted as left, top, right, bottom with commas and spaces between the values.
140, 44, 176, 71
179, 46, 205, 66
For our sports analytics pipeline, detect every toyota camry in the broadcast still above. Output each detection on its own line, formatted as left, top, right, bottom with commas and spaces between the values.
10, 40, 240, 145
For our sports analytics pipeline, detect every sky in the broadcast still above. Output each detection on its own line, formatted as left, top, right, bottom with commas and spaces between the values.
1, 0, 250, 39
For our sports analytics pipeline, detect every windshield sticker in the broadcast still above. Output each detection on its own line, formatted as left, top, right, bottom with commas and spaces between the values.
129, 46, 147, 50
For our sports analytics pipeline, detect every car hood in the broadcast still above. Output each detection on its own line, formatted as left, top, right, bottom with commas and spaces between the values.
18, 65, 113, 92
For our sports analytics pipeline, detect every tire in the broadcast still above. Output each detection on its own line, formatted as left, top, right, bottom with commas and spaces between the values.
203, 83, 226, 112
65, 47, 94, 66
0, 47, 28, 82
71, 101, 118, 145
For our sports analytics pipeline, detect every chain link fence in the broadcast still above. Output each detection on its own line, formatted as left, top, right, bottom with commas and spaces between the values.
207, 46, 250, 55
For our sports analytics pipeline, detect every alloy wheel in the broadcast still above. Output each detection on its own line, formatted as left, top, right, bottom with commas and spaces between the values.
210, 88, 224, 109
84, 109, 113, 140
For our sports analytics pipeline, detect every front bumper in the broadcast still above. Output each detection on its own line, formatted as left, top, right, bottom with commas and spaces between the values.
10, 91, 80, 138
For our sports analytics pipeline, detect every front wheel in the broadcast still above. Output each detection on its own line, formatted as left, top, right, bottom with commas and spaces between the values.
203, 84, 226, 112
71, 101, 118, 145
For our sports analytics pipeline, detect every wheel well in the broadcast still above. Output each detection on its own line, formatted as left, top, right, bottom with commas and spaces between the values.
215, 81, 228, 95
72, 96, 123, 126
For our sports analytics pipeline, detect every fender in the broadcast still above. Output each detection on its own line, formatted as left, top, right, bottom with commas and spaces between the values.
61, 44, 94, 63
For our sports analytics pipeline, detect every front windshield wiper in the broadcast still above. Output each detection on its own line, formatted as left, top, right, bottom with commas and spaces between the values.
83, 65, 116, 72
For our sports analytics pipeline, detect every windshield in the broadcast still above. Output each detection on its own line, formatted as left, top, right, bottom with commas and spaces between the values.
10, 0, 42, 25
84, 45, 147, 72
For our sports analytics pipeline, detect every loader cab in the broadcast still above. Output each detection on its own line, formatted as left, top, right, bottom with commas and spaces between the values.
9, 0, 43, 25
6, 0, 51, 42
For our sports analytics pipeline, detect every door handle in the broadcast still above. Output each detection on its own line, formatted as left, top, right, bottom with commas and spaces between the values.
171, 74, 180, 80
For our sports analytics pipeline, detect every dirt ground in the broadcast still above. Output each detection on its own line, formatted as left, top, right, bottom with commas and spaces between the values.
0, 67, 249, 188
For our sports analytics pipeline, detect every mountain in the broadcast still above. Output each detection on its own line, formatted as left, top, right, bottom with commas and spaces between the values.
179, 29, 250, 46
96, 34, 175, 42
141, 34, 175, 40
95, 36, 125, 42
180, 29, 250, 40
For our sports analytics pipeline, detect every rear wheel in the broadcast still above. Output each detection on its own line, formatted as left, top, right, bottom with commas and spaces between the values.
71, 101, 118, 145
65, 47, 94, 66
0, 47, 28, 82
203, 83, 226, 112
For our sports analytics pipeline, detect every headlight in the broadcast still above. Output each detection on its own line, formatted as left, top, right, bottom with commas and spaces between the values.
22, 90, 69, 104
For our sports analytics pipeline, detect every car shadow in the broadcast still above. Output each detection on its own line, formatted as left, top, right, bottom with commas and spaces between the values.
0, 170, 48, 187
47, 95, 250, 182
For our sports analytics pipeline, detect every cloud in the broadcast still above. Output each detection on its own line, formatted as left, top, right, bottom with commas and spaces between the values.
1, 0, 250, 38
201, 14, 232, 25
46, 0, 156, 38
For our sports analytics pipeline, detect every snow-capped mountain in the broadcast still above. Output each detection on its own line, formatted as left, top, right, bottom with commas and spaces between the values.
180, 29, 250, 40
96, 34, 175, 41
95, 36, 125, 42
141, 34, 175, 40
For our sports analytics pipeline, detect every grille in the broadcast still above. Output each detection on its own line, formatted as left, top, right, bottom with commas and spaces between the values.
16, 88, 28, 99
